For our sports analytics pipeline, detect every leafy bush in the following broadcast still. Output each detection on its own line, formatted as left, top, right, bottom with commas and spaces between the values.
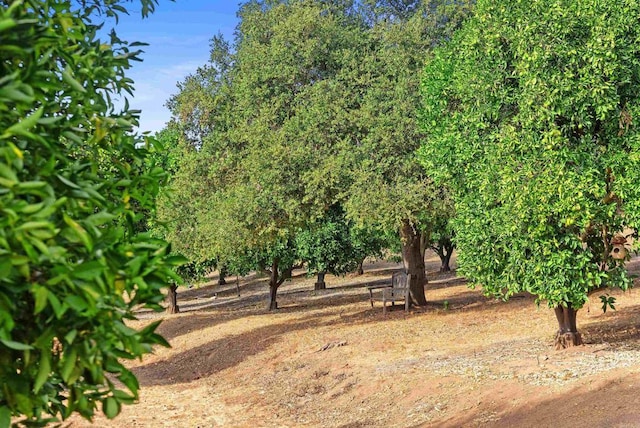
0, 0, 182, 425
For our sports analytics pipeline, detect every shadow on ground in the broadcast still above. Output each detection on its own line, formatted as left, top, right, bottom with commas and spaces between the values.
133, 311, 380, 387
435, 373, 640, 428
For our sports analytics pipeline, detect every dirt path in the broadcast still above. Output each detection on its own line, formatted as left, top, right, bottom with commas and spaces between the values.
66, 254, 640, 427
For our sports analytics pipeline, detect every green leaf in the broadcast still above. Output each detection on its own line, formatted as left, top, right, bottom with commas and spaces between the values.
112, 389, 136, 404
0, 406, 11, 428
33, 352, 51, 393
63, 213, 92, 250
64, 295, 87, 312
56, 174, 81, 189
85, 211, 116, 227
0, 339, 33, 351
47, 292, 65, 319
15, 181, 48, 191
0, 163, 18, 183
0, 86, 33, 103
64, 329, 77, 344
16, 221, 52, 231
62, 68, 86, 93
0, 19, 17, 33
118, 368, 139, 396
33, 286, 48, 314
113, 321, 136, 337
102, 397, 120, 419
60, 348, 77, 383
2, 107, 43, 138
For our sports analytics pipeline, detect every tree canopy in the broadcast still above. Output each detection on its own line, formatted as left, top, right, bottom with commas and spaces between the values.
343, 0, 473, 304
159, 0, 474, 309
0, 0, 181, 424
421, 0, 640, 347
160, 0, 369, 309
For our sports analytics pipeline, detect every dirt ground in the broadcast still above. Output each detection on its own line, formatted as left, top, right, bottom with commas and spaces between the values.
66, 252, 640, 427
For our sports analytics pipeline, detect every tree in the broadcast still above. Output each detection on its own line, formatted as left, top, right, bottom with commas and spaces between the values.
344, 0, 473, 305
296, 205, 359, 290
0, 0, 182, 424
349, 224, 388, 275
163, 0, 368, 310
429, 189, 455, 272
421, 0, 640, 348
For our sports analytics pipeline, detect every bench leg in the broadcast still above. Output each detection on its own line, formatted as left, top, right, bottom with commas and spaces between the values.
369, 289, 374, 308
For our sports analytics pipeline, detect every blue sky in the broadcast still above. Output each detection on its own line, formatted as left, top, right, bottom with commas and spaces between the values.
108, 1, 240, 134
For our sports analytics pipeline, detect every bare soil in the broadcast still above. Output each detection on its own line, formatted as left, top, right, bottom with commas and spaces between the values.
67, 253, 640, 427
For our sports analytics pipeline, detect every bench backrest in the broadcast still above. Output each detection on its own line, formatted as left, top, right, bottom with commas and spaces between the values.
391, 271, 409, 289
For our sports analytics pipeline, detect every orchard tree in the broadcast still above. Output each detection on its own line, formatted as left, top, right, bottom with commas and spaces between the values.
296, 205, 359, 290
349, 224, 388, 275
165, 34, 233, 149
163, 0, 366, 310
421, 0, 640, 348
429, 189, 455, 272
0, 0, 183, 425
345, 0, 473, 305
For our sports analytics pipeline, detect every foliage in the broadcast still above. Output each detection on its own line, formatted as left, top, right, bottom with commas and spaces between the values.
160, 0, 369, 307
339, 0, 473, 303
600, 294, 617, 314
420, 0, 640, 310
296, 205, 359, 277
344, 0, 474, 232
0, 0, 182, 424
349, 224, 388, 267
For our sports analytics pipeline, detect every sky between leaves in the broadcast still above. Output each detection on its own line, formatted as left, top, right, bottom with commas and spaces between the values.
108, 0, 239, 134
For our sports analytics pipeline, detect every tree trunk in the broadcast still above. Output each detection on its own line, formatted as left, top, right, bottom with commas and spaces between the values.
218, 264, 227, 285
356, 259, 364, 276
554, 305, 583, 349
400, 219, 427, 306
419, 230, 429, 262
314, 271, 326, 290
440, 251, 452, 272
268, 259, 279, 311
439, 238, 454, 272
166, 284, 179, 314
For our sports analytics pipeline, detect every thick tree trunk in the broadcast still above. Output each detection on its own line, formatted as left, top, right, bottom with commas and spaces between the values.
439, 238, 454, 272
314, 271, 326, 290
268, 259, 279, 311
419, 230, 429, 262
166, 284, 179, 314
554, 305, 583, 349
356, 259, 364, 276
400, 220, 427, 306
218, 265, 227, 285
440, 251, 452, 272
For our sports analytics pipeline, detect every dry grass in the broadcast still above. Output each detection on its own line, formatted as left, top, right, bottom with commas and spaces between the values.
66, 253, 640, 427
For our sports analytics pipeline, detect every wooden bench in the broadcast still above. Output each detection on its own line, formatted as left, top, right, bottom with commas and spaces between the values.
367, 271, 412, 314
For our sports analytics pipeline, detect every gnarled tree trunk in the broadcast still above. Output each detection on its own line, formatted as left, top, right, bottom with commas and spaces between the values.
400, 219, 427, 306
314, 271, 326, 290
218, 264, 227, 285
166, 284, 179, 314
554, 304, 583, 349
267, 258, 293, 311
433, 237, 454, 272
356, 259, 364, 276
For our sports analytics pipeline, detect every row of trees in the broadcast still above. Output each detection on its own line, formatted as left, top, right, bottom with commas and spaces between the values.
6, 0, 640, 424
161, 0, 640, 350
157, 0, 469, 309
